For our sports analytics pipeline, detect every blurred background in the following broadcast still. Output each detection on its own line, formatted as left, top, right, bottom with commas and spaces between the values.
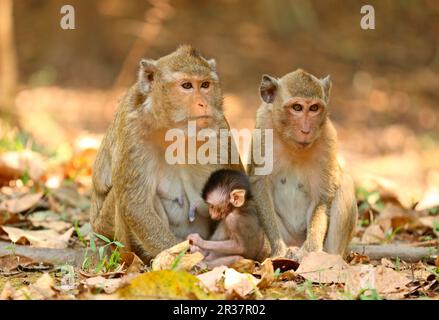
0, 0, 438, 217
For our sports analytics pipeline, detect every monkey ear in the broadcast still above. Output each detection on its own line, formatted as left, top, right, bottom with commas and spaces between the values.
260, 74, 278, 104
230, 189, 246, 208
320, 75, 332, 103
207, 59, 217, 71
138, 59, 158, 94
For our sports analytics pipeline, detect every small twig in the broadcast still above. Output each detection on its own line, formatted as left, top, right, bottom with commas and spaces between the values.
349, 244, 438, 263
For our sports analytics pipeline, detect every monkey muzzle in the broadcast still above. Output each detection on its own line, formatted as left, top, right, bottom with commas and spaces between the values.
191, 115, 214, 129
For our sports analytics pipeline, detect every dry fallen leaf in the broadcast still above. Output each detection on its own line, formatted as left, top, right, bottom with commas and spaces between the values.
0, 226, 74, 249
418, 216, 439, 229
0, 254, 35, 272
346, 265, 411, 298
0, 192, 43, 213
51, 186, 90, 209
120, 251, 144, 274
82, 276, 123, 294
374, 266, 411, 296
257, 259, 275, 289
152, 240, 204, 271
361, 224, 386, 244
278, 270, 296, 281
0, 150, 47, 182
10, 273, 57, 300
229, 258, 256, 274
355, 174, 416, 209
28, 210, 72, 232
348, 252, 370, 265
0, 282, 16, 300
197, 266, 228, 292
415, 187, 439, 211
118, 270, 214, 299
223, 268, 260, 297
296, 252, 350, 284
0, 212, 21, 226
380, 258, 396, 269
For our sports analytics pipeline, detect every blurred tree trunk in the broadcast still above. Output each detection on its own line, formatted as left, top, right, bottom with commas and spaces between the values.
0, 0, 18, 121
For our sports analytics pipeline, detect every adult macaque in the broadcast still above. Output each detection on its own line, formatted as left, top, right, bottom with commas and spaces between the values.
248, 69, 358, 260
90, 46, 242, 262
187, 169, 267, 268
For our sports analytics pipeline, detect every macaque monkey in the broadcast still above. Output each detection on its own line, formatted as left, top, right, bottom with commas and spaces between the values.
90, 46, 242, 262
247, 69, 358, 260
187, 169, 267, 268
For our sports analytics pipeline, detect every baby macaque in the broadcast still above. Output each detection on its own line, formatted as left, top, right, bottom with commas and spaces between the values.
187, 169, 266, 268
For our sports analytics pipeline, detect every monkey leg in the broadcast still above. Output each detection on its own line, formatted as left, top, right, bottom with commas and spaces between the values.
113, 204, 154, 263
324, 173, 358, 257
205, 255, 245, 268
90, 188, 116, 239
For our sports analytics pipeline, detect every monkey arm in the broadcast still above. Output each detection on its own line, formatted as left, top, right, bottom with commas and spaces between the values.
113, 143, 179, 256
92, 123, 115, 196
90, 127, 115, 231
189, 230, 244, 255
252, 177, 287, 257
304, 202, 329, 252
116, 185, 179, 256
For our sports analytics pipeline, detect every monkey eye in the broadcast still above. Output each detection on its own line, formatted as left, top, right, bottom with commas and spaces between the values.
310, 104, 319, 112
201, 81, 210, 89
291, 104, 303, 112
181, 82, 193, 89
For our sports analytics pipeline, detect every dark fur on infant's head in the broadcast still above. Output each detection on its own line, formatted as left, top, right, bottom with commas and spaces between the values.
202, 169, 253, 202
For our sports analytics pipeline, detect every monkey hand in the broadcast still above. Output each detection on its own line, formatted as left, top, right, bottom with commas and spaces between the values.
189, 244, 204, 254
187, 233, 204, 247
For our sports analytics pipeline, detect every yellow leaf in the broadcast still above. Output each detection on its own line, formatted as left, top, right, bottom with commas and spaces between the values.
118, 270, 216, 300
152, 240, 204, 271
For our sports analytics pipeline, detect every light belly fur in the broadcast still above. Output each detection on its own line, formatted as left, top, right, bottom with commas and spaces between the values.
156, 165, 213, 241
272, 170, 312, 246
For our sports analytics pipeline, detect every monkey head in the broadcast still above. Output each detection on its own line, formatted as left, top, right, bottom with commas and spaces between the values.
259, 69, 332, 149
137, 45, 226, 131
201, 169, 252, 220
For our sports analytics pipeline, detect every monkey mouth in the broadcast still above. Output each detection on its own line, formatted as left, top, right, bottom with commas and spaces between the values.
297, 141, 312, 148
188, 115, 213, 121
211, 213, 225, 221
173, 116, 213, 128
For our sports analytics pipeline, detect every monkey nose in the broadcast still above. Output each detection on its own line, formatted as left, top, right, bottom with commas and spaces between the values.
301, 129, 310, 135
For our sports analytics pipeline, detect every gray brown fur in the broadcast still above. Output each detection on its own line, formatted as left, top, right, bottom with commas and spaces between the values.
247, 69, 358, 260
90, 46, 243, 262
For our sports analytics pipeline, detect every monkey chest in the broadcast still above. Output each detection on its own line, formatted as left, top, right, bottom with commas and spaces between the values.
271, 172, 312, 245
155, 165, 212, 238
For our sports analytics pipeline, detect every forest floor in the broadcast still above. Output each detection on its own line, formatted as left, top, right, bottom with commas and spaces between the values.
0, 86, 438, 300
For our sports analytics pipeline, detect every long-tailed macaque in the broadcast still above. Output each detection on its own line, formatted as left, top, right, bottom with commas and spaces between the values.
187, 169, 267, 268
90, 46, 242, 262
247, 69, 358, 260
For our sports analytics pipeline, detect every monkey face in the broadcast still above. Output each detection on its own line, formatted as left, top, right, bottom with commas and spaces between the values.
205, 191, 234, 220
137, 46, 226, 131
276, 97, 327, 148
207, 202, 233, 221
163, 74, 223, 130
259, 69, 332, 149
